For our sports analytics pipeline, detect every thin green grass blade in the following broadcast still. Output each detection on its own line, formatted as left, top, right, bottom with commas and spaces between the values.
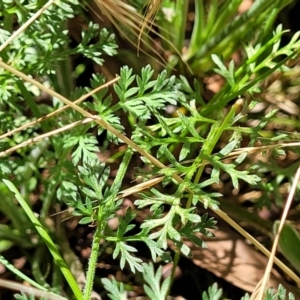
171, 0, 188, 51
0, 189, 30, 230
0, 254, 49, 292
0, 255, 67, 299
3, 179, 83, 300
187, 0, 204, 59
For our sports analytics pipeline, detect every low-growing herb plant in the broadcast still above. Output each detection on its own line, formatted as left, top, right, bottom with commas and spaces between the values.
0, 1, 300, 300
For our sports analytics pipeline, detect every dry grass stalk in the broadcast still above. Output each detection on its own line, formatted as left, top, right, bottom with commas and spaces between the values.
251, 165, 300, 299
138, 0, 163, 49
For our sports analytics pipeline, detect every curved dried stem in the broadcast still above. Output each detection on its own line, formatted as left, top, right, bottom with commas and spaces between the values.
138, 0, 163, 50
0, 118, 93, 158
90, 0, 192, 74
91, 0, 165, 63
0, 278, 65, 300
252, 164, 300, 300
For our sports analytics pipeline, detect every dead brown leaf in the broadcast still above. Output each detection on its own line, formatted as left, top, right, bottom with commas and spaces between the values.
169, 223, 300, 296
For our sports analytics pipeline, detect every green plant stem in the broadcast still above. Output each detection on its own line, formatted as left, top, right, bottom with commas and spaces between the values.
256, 7, 280, 43
83, 222, 103, 300
173, 0, 188, 51
55, 55, 75, 97
1, 12, 13, 60
83, 148, 133, 300
32, 245, 52, 289
193, 103, 238, 189
52, 263, 64, 296
186, 0, 204, 60
17, 80, 43, 119
110, 148, 133, 193
40, 182, 59, 219
169, 103, 239, 292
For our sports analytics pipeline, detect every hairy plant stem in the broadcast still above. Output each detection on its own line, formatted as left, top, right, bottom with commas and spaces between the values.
111, 148, 133, 192
83, 222, 103, 300
83, 148, 133, 299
